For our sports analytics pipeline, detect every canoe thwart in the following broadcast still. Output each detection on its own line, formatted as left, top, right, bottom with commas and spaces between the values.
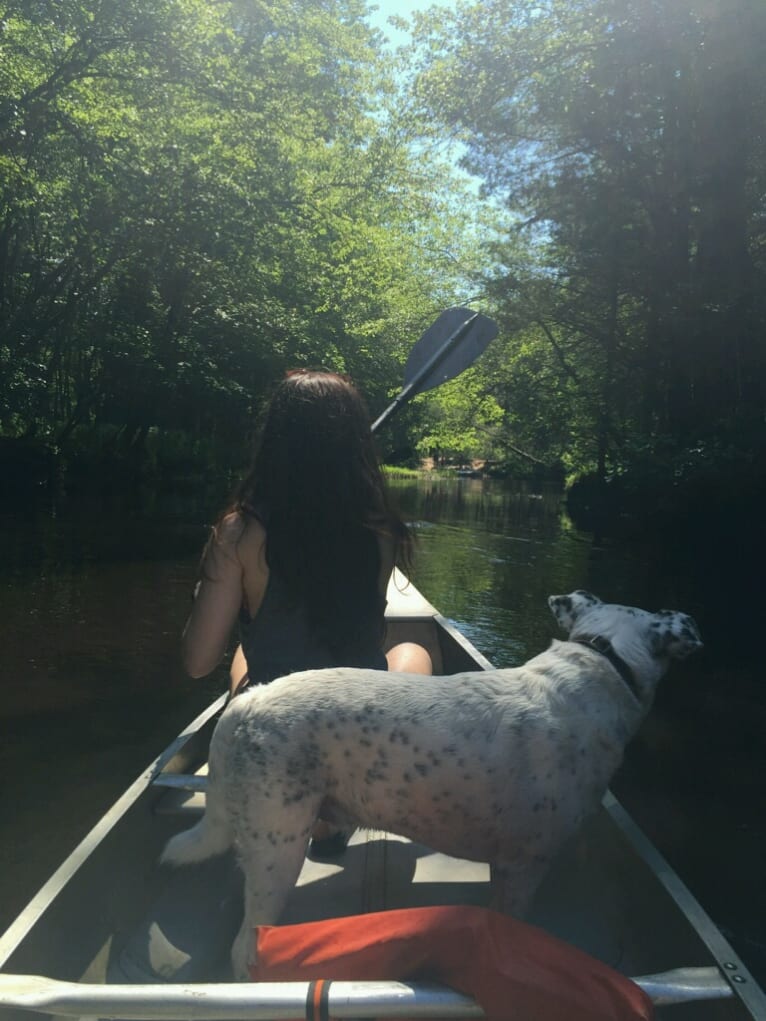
152, 773, 208, 793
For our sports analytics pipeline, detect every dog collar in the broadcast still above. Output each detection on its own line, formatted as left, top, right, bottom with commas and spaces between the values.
573, 636, 641, 701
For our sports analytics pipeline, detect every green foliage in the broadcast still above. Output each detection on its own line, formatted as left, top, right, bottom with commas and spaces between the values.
381, 465, 421, 479
413, 366, 504, 464
0, 0, 489, 474
4, 0, 764, 490
413, 0, 766, 480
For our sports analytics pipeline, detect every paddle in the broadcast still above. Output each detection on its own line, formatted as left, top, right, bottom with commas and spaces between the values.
371, 307, 498, 433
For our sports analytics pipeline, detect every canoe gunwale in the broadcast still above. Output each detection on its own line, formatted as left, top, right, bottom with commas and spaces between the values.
0, 967, 739, 1018
602, 791, 766, 1017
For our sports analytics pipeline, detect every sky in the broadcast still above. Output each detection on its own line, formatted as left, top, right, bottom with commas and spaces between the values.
366, 0, 439, 48
365, 0, 480, 192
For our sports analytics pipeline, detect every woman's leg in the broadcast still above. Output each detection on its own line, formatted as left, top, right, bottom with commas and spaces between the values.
386, 641, 433, 675
229, 644, 250, 697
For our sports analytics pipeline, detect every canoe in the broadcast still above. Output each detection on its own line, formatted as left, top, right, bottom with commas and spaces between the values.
0, 573, 764, 1020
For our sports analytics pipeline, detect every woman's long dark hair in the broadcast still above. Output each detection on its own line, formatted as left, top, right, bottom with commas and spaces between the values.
226, 369, 412, 659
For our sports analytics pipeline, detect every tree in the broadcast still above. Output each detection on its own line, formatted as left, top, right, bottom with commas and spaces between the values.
411, 0, 766, 479
0, 0, 494, 475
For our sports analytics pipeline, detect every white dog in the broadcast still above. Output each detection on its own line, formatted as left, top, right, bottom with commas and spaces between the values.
162, 591, 702, 978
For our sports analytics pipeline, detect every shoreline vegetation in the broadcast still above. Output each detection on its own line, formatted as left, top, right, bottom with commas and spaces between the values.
4, 434, 762, 555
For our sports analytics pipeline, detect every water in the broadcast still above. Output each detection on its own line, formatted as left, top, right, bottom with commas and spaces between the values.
0, 477, 763, 984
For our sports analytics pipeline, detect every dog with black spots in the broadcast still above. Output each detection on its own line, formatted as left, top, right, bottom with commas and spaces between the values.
162, 590, 702, 979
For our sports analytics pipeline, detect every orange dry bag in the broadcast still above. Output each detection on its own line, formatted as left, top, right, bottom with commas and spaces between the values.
251, 905, 653, 1021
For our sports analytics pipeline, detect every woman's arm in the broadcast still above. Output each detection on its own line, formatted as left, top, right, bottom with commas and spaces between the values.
181, 514, 248, 678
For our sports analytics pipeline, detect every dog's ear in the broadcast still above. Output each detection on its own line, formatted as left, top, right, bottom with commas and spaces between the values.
649, 611, 704, 660
548, 590, 602, 631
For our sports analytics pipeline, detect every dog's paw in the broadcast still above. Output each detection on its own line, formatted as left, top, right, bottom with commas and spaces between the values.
232, 924, 256, 981
548, 591, 602, 631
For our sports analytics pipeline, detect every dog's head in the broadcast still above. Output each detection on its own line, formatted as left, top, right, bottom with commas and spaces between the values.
548, 590, 703, 661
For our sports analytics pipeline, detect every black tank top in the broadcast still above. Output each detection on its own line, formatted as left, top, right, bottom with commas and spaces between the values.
238, 571, 387, 685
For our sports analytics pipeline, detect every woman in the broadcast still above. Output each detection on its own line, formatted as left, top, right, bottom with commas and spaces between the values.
182, 368, 432, 694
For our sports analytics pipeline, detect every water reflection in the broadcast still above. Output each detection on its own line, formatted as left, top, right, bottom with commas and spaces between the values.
390, 476, 638, 666
392, 474, 564, 535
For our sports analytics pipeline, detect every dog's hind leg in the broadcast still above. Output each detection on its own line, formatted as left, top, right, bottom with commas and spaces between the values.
230, 801, 320, 980
489, 856, 551, 919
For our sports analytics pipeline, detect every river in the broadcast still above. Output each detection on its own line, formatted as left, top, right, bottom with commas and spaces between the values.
0, 475, 763, 985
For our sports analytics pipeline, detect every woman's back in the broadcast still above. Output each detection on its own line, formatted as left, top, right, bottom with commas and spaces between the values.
239, 567, 387, 684
239, 371, 406, 661
182, 370, 418, 686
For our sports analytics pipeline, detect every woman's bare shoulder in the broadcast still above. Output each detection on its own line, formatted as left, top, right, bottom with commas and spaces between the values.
220, 512, 267, 576
216, 510, 265, 547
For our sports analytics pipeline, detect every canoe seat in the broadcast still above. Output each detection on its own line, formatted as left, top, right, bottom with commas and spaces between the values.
152, 762, 208, 818
107, 829, 489, 984
280, 831, 490, 928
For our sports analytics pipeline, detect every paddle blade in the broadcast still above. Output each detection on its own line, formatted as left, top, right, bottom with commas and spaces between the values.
403, 307, 498, 396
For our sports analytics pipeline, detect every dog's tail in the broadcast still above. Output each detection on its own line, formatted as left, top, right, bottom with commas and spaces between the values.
161, 777, 233, 866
